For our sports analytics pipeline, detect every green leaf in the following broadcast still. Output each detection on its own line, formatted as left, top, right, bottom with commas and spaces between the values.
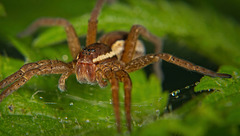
131, 66, 239, 136
0, 55, 166, 135
0, 3, 6, 17
0, 0, 240, 135
31, 0, 240, 66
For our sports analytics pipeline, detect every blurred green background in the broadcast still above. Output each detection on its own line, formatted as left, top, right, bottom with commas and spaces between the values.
0, 0, 239, 135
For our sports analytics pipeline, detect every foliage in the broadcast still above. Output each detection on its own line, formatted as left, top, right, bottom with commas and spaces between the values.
0, 3, 6, 17
0, 0, 239, 135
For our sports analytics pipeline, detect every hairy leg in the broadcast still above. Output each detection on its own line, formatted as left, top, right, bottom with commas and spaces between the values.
115, 70, 132, 132
99, 62, 122, 132
0, 60, 54, 89
121, 25, 162, 62
98, 31, 129, 46
109, 76, 121, 133
99, 28, 164, 79
0, 60, 73, 102
18, 18, 81, 59
58, 71, 74, 91
99, 31, 145, 59
121, 25, 163, 79
124, 53, 232, 78
96, 70, 108, 88
86, 0, 105, 46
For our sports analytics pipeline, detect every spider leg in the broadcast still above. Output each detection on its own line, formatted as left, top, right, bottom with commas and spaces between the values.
124, 53, 232, 78
0, 60, 53, 89
18, 18, 81, 59
98, 31, 129, 46
58, 71, 74, 92
115, 70, 132, 132
109, 75, 121, 133
98, 31, 145, 59
0, 60, 73, 102
96, 70, 108, 88
121, 25, 163, 79
99, 65, 132, 132
86, 0, 105, 46
98, 64, 122, 132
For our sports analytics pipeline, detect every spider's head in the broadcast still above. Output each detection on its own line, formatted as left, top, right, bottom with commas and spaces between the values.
76, 43, 118, 64
75, 43, 118, 84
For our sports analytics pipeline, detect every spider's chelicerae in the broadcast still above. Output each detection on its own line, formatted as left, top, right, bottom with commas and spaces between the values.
0, 0, 232, 133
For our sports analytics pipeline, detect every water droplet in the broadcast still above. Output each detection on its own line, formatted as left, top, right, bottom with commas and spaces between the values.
225, 102, 232, 107
98, 101, 103, 105
69, 102, 74, 106
65, 117, 68, 120
39, 96, 43, 100
62, 55, 68, 61
75, 118, 79, 123
8, 105, 13, 112
215, 81, 222, 86
156, 109, 161, 116
158, 97, 162, 102
134, 110, 142, 114
109, 99, 112, 104
195, 82, 200, 85
177, 89, 180, 93
168, 104, 173, 112
171, 89, 181, 97
86, 119, 90, 123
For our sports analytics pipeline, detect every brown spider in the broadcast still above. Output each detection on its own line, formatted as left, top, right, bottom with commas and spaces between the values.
0, 0, 232, 133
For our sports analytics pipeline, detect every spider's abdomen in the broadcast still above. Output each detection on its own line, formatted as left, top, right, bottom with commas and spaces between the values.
75, 43, 118, 84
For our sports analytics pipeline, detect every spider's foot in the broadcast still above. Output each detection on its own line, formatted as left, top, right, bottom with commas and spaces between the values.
58, 84, 66, 92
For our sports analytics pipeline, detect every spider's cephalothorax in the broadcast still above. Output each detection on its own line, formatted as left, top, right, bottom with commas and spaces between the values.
0, 0, 232, 133
75, 43, 118, 85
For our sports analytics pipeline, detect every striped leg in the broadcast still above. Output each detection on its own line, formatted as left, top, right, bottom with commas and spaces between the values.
18, 18, 81, 59
0, 60, 73, 102
124, 53, 232, 78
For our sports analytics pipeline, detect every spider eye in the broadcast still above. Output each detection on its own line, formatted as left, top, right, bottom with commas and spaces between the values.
82, 48, 95, 55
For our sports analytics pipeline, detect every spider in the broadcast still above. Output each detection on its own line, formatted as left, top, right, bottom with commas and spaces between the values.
0, 0, 232, 133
